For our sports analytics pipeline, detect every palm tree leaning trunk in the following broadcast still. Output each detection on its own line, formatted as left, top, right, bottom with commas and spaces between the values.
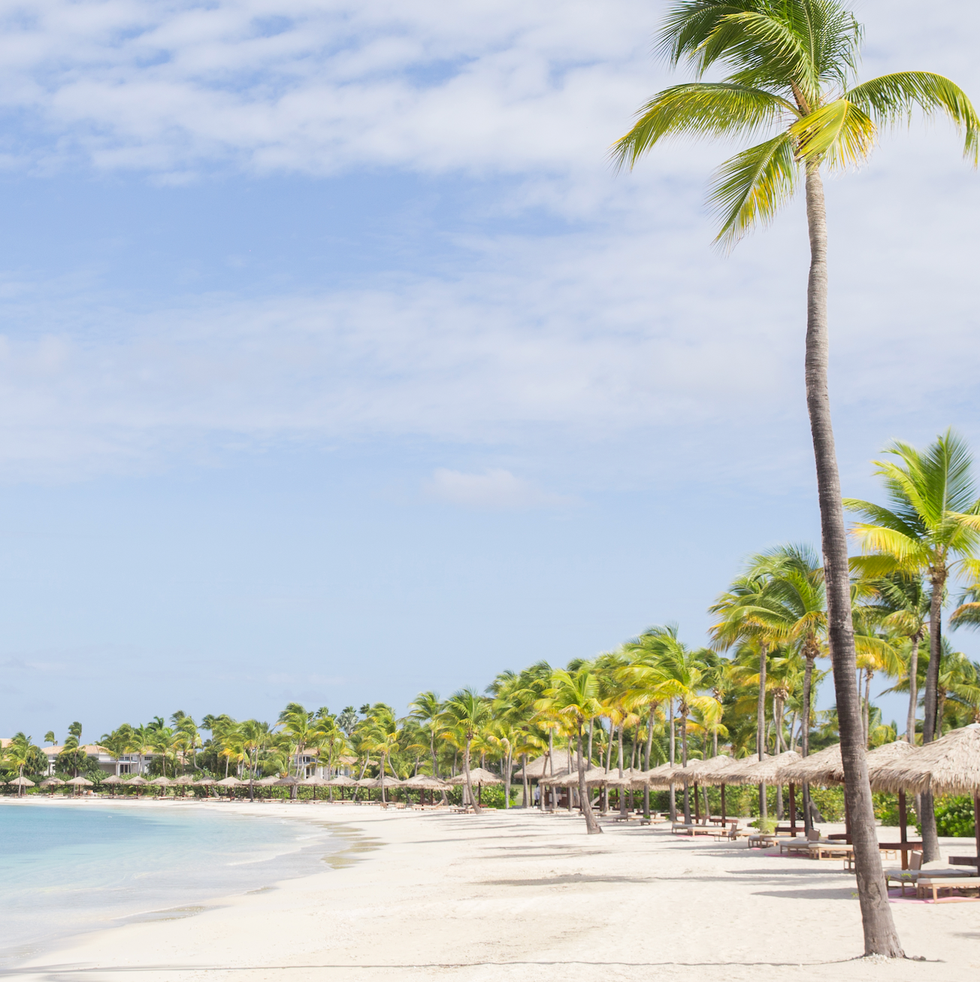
612, 0, 979, 954
906, 629, 923, 744
576, 724, 602, 834
757, 642, 767, 821
803, 161, 897, 952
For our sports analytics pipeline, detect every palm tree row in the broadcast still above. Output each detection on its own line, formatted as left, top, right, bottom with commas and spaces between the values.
8, 437, 980, 817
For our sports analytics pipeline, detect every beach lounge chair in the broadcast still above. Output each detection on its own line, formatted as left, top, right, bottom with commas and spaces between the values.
780, 830, 822, 855
713, 820, 740, 841
809, 842, 854, 861
916, 876, 980, 902
883, 853, 980, 896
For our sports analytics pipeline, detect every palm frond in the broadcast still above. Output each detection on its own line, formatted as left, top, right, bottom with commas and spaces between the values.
611, 83, 796, 170
845, 72, 980, 165
706, 10, 821, 108
789, 98, 876, 169
709, 131, 798, 247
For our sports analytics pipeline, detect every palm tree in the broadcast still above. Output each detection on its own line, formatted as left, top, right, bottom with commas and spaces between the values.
625, 626, 719, 823
440, 689, 492, 813
613, 0, 977, 957
409, 691, 444, 778
541, 668, 604, 834
846, 430, 980, 860
855, 572, 929, 743
6, 733, 40, 795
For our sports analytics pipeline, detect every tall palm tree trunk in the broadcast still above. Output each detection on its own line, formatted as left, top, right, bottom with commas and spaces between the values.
680, 715, 690, 824
463, 738, 478, 814
757, 643, 767, 821
919, 574, 945, 860
906, 634, 920, 743
804, 163, 903, 957
668, 702, 676, 821
577, 726, 602, 834
644, 705, 655, 818
802, 653, 815, 834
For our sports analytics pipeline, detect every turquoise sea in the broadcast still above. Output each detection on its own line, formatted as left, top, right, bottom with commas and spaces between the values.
0, 800, 341, 968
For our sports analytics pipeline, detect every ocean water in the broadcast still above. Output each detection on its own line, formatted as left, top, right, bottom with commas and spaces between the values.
0, 800, 342, 968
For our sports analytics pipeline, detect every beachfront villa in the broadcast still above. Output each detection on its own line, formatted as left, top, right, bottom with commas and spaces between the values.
29, 745, 153, 777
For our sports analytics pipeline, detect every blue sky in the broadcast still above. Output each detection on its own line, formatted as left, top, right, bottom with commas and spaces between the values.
0, 0, 978, 740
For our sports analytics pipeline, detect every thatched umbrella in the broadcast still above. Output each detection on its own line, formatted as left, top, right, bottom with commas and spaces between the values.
216, 776, 243, 797
448, 767, 502, 786
448, 767, 501, 806
66, 776, 94, 797
663, 756, 735, 823
9, 776, 35, 796
192, 776, 215, 797
298, 775, 329, 801
41, 777, 65, 790
127, 775, 148, 785
255, 775, 280, 786
874, 724, 980, 862
100, 774, 123, 797
149, 776, 171, 797
402, 773, 449, 805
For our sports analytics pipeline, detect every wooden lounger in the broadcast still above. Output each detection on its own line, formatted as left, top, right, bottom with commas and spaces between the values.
916, 875, 980, 902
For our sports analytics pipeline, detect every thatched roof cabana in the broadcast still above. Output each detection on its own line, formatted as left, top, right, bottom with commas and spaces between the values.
776, 744, 842, 785
403, 774, 449, 789
448, 767, 502, 786
774, 741, 917, 789
717, 750, 802, 786
512, 750, 584, 780
873, 725, 980, 797
669, 754, 735, 786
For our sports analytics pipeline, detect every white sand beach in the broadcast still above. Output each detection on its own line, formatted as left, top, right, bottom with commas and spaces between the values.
14, 802, 980, 982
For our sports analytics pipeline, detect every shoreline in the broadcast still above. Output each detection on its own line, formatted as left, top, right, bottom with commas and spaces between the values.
0, 796, 357, 974
9, 802, 980, 981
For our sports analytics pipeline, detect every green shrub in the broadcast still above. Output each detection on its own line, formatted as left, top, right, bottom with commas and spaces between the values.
914, 797, 976, 838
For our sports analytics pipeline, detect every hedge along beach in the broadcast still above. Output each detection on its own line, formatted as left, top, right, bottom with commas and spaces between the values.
8, 799, 980, 982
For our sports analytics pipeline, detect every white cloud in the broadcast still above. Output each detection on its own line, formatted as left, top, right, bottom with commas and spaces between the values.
426, 467, 571, 509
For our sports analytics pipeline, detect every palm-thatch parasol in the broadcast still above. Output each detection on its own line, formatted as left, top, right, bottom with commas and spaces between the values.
127, 776, 149, 786
298, 775, 329, 801
173, 774, 196, 785
216, 776, 243, 787
402, 774, 449, 789
326, 775, 355, 786
66, 776, 94, 796
41, 777, 65, 788
777, 743, 841, 785
275, 776, 300, 786
255, 775, 280, 786
9, 776, 35, 796
193, 777, 215, 786
874, 724, 980, 861
448, 767, 503, 786
149, 776, 172, 790
102, 775, 124, 784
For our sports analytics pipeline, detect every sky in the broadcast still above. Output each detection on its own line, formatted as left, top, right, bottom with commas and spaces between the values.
0, 0, 979, 741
